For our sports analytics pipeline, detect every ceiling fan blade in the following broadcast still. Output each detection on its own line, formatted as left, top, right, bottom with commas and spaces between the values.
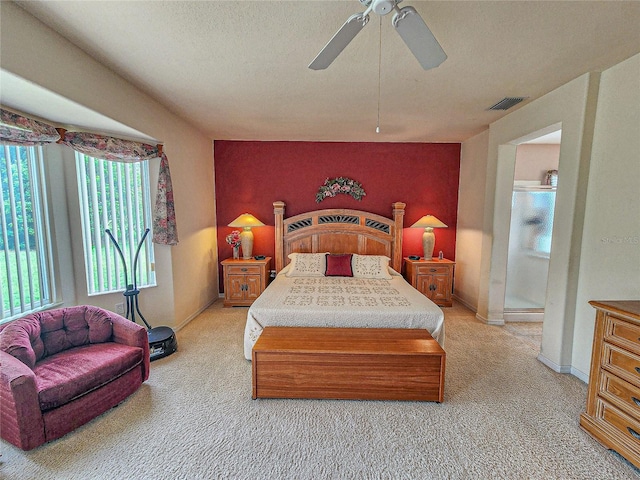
309, 13, 369, 70
392, 6, 447, 70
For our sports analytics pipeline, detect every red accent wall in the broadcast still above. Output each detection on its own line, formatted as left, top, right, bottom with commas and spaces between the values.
214, 141, 460, 288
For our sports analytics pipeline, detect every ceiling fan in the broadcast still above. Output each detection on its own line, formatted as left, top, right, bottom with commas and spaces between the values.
309, 0, 447, 71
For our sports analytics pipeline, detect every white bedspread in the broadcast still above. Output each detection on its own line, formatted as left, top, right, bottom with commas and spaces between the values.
243, 271, 445, 360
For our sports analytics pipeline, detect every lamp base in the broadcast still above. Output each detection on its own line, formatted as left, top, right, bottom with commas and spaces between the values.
422, 228, 435, 260
240, 228, 254, 259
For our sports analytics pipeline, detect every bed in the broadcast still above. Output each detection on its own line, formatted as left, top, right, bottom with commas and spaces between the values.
244, 201, 446, 401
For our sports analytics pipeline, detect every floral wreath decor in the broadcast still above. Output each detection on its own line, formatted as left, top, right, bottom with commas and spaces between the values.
316, 177, 366, 203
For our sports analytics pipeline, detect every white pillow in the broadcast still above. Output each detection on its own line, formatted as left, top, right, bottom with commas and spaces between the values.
285, 252, 328, 277
351, 254, 393, 279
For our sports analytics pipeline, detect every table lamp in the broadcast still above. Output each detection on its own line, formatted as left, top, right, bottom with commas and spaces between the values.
228, 213, 265, 259
410, 215, 448, 259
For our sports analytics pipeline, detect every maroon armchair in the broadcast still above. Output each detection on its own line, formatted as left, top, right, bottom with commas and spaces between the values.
0, 305, 150, 450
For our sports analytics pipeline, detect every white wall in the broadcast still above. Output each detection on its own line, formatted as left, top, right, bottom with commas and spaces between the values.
572, 54, 640, 376
43, 145, 76, 307
0, 3, 218, 328
514, 144, 560, 182
455, 130, 489, 310
457, 52, 640, 380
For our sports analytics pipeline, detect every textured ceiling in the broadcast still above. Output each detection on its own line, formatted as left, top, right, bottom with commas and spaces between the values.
5, 1, 640, 143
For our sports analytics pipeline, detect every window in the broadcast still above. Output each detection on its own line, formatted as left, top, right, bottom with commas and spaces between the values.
75, 153, 155, 295
1, 144, 56, 322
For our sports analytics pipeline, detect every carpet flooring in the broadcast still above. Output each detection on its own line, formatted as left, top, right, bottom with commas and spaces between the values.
1, 301, 638, 479
503, 322, 543, 352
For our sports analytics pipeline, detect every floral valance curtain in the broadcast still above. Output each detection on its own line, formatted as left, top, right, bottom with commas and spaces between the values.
0, 108, 61, 145
0, 108, 178, 245
60, 131, 160, 162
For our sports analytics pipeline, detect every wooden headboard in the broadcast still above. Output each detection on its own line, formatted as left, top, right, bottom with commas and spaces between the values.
273, 201, 406, 273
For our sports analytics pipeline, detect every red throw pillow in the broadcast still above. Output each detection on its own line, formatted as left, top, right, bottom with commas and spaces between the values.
325, 253, 353, 277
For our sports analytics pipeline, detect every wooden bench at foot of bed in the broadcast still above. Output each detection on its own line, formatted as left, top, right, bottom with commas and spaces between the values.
252, 327, 445, 402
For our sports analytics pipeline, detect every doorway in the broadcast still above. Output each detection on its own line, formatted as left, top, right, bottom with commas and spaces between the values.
505, 133, 560, 317
503, 129, 561, 347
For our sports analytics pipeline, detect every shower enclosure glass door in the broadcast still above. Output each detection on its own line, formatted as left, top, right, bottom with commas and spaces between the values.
505, 185, 556, 310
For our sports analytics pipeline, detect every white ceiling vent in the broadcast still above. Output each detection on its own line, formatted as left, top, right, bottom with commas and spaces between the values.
488, 97, 528, 111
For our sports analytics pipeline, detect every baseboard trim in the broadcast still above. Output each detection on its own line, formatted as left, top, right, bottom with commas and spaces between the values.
504, 311, 544, 322
452, 296, 505, 325
475, 312, 488, 323
537, 353, 573, 374
174, 297, 219, 332
452, 294, 476, 313
537, 353, 589, 383
570, 366, 589, 384
475, 311, 505, 326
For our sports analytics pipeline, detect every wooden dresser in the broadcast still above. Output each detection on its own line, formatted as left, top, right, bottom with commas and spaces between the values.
404, 258, 455, 307
580, 300, 640, 469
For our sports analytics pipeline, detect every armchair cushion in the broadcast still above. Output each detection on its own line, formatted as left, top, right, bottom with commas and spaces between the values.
35, 343, 144, 411
39, 307, 113, 357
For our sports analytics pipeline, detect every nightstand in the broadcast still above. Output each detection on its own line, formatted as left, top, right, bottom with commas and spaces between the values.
221, 257, 271, 307
404, 257, 455, 307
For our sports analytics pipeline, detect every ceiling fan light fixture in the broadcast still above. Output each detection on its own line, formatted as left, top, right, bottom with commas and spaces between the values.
360, 0, 401, 15
372, 0, 398, 16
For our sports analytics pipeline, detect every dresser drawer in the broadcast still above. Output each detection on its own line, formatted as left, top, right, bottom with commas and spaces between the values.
605, 314, 640, 357
595, 398, 640, 455
603, 343, 640, 388
415, 266, 450, 275
600, 371, 640, 419
226, 265, 262, 275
